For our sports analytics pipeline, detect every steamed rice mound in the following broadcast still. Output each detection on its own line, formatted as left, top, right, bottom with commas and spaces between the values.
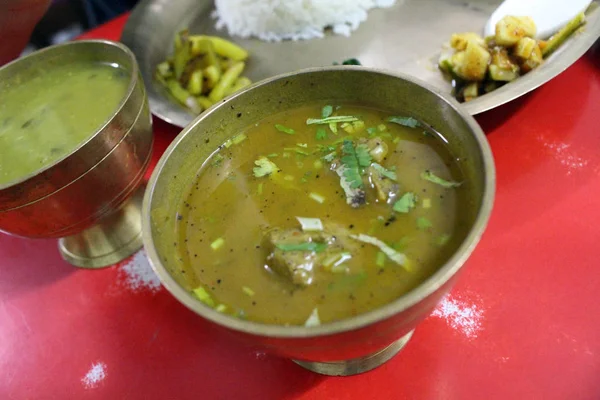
213, 0, 397, 42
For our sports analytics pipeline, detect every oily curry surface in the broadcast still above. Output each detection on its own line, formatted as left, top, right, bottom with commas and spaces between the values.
176, 104, 473, 326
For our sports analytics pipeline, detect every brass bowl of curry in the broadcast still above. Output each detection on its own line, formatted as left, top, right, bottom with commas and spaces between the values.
143, 67, 495, 376
0, 40, 153, 268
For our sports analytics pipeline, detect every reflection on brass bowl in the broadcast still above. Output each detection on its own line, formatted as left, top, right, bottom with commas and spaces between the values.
143, 67, 494, 375
0, 40, 153, 268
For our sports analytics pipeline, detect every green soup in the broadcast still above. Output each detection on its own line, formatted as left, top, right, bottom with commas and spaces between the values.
0, 61, 129, 186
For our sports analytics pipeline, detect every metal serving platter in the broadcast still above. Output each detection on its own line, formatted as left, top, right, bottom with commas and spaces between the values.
121, 0, 600, 128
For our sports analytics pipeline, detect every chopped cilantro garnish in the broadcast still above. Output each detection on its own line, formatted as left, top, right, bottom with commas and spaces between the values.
275, 124, 295, 134
316, 128, 328, 140
367, 127, 378, 136
253, 157, 279, 177
321, 105, 333, 118
436, 234, 451, 246
393, 192, 417, 213
387, 116, 421, 128
307, 116, 359, 125
417, 217, 432, 230
276, 242, 328, 253
421, 170, 462, 188
322, 151, 337, 163
371, 163, 398, 181
341, 140, 372, 189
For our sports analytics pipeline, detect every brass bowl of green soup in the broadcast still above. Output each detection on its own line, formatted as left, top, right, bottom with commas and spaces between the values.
0, 40, 153, 268
143, 67, 495, 376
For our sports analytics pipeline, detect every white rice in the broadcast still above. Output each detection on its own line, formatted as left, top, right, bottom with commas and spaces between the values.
213, 0, 397, 42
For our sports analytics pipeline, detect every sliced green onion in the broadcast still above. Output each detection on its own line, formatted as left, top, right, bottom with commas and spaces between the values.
309, 192, 325, 204
328, 252, 352, 269
192, 287, 215, 307
297, 143, 308, 148
316, 128, 328, 140
232, 133, 247, 145
330, 264, 348, 274
215, 304, 227, 313
276, 242, 327, 253
304, 308, 321, 327
307, 116, 359, 125
284, 147, 310, 156
242, 286, 255, 297
211, 153, 224, 167
350, 233, 409, 269
376, 251, 386, 267
329, 122, 338, 134
210, 237, 225, 250
296, 217, 324, 232
275, 124, 295, 134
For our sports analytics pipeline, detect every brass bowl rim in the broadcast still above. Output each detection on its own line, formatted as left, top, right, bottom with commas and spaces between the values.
143, 66, 496, 339
0, 39, 140, 190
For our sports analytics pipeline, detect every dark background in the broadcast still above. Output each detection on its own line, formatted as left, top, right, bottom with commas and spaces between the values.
26, 0, 139, 53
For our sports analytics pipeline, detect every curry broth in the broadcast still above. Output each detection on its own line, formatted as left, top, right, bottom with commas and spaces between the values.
176, 104, 471, 325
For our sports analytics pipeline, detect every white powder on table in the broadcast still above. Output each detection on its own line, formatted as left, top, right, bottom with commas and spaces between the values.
118, 249, 162, 293
430, 294, 484, 339
81, 362, 107, 389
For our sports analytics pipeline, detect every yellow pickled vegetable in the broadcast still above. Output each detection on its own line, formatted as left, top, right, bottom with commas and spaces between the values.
154, 30, 250, 114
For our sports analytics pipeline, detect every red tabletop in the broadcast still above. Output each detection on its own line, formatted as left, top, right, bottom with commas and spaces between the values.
2, 14, 599, 400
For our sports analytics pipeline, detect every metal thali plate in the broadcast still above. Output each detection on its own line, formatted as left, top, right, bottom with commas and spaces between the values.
121, 0, 600, 128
